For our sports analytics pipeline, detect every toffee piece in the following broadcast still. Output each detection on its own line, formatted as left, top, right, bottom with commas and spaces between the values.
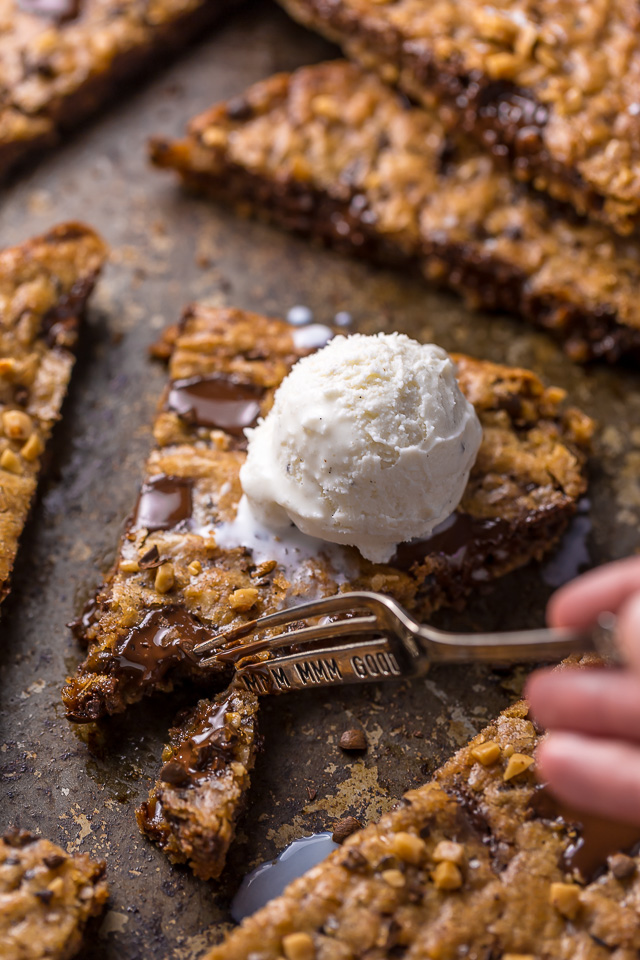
151, 61, 640, 363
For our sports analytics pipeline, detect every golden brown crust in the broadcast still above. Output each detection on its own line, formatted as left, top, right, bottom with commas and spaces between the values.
0, 0, 241, 179
62, 305, 591, 724
204, 699, 640, 960
0, 828, 108, 960
0, 222, 107, 604
150, 60, 640, 363
136, 687, 259, 880
274, 0, 640, 238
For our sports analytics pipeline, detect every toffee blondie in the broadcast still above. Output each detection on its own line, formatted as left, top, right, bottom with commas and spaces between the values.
136, 688, 259, 880
0, 223, 107, 605
0, 0, 241, 180
63, 304, 592, 724
151, 61, 640, 364
0, 828, 108, 960
274, 0, 640, 238
63, 304, 591, 881
204, 696, 640, 960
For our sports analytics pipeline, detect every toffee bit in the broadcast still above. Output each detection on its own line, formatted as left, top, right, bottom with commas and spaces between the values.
306, 786, 318, 801
138, 545, 162, 569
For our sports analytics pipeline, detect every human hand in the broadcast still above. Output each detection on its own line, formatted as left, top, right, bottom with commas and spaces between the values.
526, 556, 640, 825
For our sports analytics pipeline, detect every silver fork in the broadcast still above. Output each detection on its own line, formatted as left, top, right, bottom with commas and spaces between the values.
193, 592, 618, 696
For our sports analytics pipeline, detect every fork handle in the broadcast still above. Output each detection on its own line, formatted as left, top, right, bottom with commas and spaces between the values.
418, 614, 619, 665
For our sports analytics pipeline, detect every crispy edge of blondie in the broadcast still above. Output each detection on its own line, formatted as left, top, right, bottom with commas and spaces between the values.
0, 827, 108, 960
0, 222, 107, 603
150, 60, 640, 364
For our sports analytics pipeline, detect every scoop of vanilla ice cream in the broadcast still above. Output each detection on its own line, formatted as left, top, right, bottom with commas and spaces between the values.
240, 332, 482, 563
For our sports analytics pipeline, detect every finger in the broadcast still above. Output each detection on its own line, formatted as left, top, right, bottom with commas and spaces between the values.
617, 592, 640, 674
548, 556, 640, 630
526, 668, 640, 742
536, 732, 640, 826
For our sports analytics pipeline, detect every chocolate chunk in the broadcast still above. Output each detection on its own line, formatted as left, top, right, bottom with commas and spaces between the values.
339, 729, 367, 752
132, 475, 193, 531
608, 853, 636, 880
165, 375, 263, 436
332, 816, 362, 844
43, 853, 67, 869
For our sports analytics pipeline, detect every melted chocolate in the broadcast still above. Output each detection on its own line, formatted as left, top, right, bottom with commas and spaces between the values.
166, 375, 263, 436
67, 596, 99, 641
160, 697, 235, 787
115, 607, 210, 686
133, 476, 193, 531
392, 512, 509, 571
529, 786, 640, 882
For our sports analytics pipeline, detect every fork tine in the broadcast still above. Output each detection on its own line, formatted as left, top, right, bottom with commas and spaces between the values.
194, 592, 385, 656
199, 615, 379, 667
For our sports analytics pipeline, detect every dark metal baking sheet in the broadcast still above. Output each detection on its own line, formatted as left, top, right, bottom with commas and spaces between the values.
1, 4, 639, 957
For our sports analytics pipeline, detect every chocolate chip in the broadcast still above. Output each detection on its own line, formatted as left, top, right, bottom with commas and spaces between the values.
339, 728, 367, 751
341, 848, 368, 871
332, 816, 362, 845
226, 96, 253, 121
159, 759, 192, 787
608, 853, 636, 880
43, 853, 66, 869
34, 889, 54, 904
138, 545, 163, 570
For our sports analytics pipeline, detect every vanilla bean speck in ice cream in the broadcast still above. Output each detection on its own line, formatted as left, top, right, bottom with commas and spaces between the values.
240, 332, 482, 564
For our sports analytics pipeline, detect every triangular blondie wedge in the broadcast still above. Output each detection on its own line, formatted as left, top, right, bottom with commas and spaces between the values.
151, 61, 640, 363
0, 827, 108, 960
0, 0, 242, 181
271, 0, 640, 240
0, 223, 107, 605
62, 305, 592, 723
203, 698, 640, 960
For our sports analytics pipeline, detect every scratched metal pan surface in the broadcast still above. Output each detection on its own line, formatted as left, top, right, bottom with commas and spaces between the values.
1, 4, 639, 957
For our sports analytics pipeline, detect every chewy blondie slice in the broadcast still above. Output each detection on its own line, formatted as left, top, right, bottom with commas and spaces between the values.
204, 699, 640, 960
0, 0, 242, 181
150, 61, 640, 364
274, 0, 640, 239
0, 828, 108, 960
0, 222, 107, 605
136, 687, 259, 880
63, 304, 592, 725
